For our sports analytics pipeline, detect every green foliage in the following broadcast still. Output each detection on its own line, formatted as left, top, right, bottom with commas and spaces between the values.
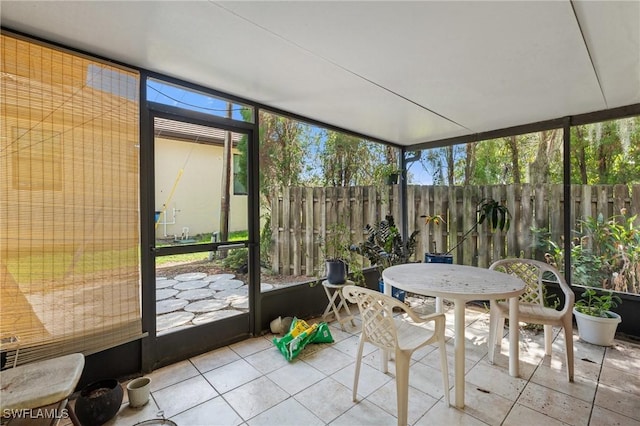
574, 288, 622, 318
221, 248, 248, 271
352, 215, 419, 275
319, 131, 389, 187
237, 109, 310, 205
260, 213, 272, 268
444, 199, 511, 255
318, 222, 353, 262
537, 209, 640, 293
570, 118, 640, 185
317, 222, 363, 284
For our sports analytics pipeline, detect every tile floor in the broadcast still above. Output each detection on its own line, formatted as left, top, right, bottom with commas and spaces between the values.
77, 298, 640, 426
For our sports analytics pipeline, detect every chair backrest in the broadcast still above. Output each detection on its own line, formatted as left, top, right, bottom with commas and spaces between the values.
343, 285, 403, 351
489, 258, 574, 313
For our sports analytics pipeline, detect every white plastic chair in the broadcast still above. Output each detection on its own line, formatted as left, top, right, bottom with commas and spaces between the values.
488, 258, 575, 382
343, 285, 450, 426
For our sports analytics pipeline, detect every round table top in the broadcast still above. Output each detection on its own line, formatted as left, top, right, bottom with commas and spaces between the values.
382, 263, 525, 301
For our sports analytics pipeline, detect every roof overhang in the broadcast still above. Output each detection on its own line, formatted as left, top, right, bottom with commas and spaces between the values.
2, 1, 639, 146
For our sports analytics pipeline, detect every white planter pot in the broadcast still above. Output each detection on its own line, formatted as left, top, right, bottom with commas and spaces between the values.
573, 308, 621, 346
126, 377, 152, 408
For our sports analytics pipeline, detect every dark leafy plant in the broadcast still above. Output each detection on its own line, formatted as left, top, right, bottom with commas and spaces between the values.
574, 288, 622, 318
423, 199, 511, 255
351, 215, 419, 274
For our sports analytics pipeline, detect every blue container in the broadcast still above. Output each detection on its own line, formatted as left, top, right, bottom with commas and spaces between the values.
424, 253, 453, 264
378, 279, 406, 303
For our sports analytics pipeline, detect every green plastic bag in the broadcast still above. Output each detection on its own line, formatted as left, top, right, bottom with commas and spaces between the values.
309, 321, 334, 344
273, 318, 334, 361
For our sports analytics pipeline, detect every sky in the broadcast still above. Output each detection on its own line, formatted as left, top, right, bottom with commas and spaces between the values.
147, 79, 435, 184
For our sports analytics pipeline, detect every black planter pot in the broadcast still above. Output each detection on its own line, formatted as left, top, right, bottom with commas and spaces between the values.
326, 260, 348, 284
424, 253, 454, 264
74, 378, 123, 426
378, 279, 406, 302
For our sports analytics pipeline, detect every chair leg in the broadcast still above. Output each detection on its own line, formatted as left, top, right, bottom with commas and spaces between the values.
563, 318, 574, 382
438, 337, 450, 406
352, 335, 366, 401
395, 350, 411, 426
544, 324, 553, 356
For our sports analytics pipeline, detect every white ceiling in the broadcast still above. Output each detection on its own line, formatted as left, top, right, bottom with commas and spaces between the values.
2, 1, 639, 147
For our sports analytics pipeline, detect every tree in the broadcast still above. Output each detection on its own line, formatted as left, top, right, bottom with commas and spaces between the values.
529, 129, 561, 184
506, 135, 521, 184
318, 131, 387, 187
570, 117, 640, 185
236, 110, 309, 207
463, 142, 476, 185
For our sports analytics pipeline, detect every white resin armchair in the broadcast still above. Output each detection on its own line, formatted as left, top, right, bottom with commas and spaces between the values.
343, 285, 449, 426
488, 258, 574, 382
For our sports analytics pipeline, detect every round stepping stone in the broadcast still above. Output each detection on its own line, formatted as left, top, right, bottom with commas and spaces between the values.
192, 310, 243, 325
156, 279, 178, 289
156, 289, 178, 301
156, 298, 189, 314
230, 297, 249, 309
203, 273, 235, 282
261, 283, 274, 291
213, 288, 248, 302
184, 299, 229, 313
156, 311, 195, 331
174, 272, 207, 282
176, 288, 215, 301
209, 279, 245, 291
174, 280, 208, 290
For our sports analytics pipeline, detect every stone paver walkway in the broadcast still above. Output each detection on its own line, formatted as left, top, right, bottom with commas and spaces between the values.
156, 272, 273, 334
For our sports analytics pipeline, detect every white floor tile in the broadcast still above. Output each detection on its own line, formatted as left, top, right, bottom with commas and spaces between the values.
246, 397, 324, 426
116, 309, 639, 426
170, 396, 243, 426
203, 359, 263, 394
223, 376, 289, 421
152, 375, 218, 418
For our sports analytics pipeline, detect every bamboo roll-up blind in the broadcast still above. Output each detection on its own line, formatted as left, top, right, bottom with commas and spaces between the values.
0, 33, 142, 365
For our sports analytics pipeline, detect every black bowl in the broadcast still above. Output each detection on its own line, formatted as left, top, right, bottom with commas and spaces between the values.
74, 378, 123, 426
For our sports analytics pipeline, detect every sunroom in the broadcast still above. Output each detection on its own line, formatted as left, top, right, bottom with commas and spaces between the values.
1, 2, 639, 425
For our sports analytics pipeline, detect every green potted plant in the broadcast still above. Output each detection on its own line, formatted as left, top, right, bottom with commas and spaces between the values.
422, 198, 511, 263
573, 288, 622, 346
351, 214, 419, 301
318, 222, 363, 284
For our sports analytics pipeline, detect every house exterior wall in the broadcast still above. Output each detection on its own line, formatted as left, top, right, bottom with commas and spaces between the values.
154, 137, 248, 239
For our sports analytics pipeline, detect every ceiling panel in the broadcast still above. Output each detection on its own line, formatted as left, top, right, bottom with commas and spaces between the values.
572, 1, 640, 109
1, 1, 639, 146
221, 1, 606, 133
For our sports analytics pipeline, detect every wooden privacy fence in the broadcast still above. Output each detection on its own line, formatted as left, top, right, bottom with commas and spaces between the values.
270, 184, 640, 277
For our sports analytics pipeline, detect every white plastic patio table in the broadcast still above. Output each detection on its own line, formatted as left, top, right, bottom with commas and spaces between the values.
382, 263, 525, 409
